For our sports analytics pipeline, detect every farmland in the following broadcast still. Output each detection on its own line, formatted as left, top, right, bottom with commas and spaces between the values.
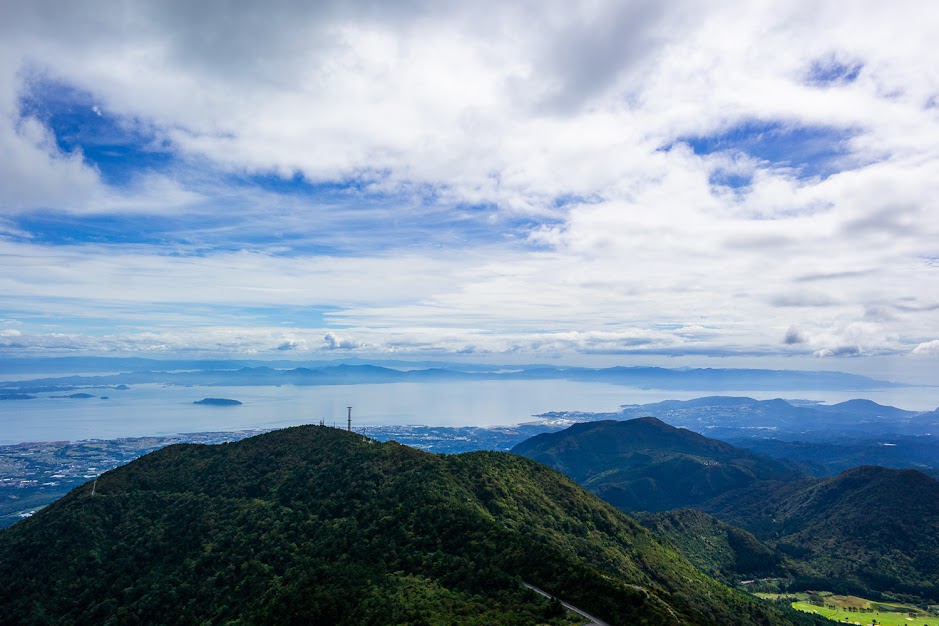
757, 592, 939, 626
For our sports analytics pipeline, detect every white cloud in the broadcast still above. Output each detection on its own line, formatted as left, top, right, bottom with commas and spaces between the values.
912, 340, 939, 356
0, 108, 102, 212
2, 1, 932, 213
0, 1, 938, 368
323, 332, 361, 351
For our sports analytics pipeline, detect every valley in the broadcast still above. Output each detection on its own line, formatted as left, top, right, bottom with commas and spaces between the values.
512, 417, 939, 607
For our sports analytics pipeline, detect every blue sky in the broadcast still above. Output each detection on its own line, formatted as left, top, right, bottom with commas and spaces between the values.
1, 1, 938, 383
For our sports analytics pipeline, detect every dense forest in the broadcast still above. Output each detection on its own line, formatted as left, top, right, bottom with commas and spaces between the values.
512, 417, 804, 511
703, 465, 939, 600
0, 426, 832, 625
634, 509, 785, 583
514, 417, 939, 603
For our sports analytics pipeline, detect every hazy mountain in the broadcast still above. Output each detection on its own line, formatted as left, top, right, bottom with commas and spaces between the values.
542, 395, 935, 440
813, 399, 916, 419
730, 435, 939, 476
0, 356, 515, 375
536, 367, 901, 390
0, 427, 827, 625
0, 362, 902, 393
626, 396, 922, 435
511, 417, 804, 511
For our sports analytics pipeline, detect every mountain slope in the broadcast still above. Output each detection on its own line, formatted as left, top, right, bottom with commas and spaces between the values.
512, 417, 804, 511
0, 426, 827, 625
703, 465, 939, 599
635, 509, 786, 583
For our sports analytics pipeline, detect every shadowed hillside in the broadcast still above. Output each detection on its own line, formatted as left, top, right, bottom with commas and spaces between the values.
512, 417, 804, 511
513, 417, 939, 602
703, 465, 939, 600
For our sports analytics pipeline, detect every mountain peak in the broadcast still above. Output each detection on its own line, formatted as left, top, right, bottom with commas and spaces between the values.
635, 415, 671, 427
512, 417, 803, 512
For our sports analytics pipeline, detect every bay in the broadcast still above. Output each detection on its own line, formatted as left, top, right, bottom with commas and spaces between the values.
0, 380, 936, 445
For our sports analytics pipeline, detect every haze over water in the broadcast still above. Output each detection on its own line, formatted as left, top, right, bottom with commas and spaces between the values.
2, 380, 935, 445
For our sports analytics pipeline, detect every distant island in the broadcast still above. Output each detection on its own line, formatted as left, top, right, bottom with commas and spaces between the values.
49, 392, 95, 399
0, 393, 36, 400
194, 398, 242, 406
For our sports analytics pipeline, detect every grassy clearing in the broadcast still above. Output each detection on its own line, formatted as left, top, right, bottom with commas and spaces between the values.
778, 592, 939, 626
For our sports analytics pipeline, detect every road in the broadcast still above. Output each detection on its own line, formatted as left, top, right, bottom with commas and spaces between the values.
522, 582, 612, 626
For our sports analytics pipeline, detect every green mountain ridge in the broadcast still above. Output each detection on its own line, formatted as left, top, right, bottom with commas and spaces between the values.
702, 465, 939, 600
0, 426, 828, 625
511, 417, 804, 511
512, 416, 939, 602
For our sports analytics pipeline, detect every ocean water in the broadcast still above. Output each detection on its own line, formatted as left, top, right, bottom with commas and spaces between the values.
0, 380, 936, 445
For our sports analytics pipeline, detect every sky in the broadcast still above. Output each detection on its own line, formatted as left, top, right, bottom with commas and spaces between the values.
1, 1, 938, 382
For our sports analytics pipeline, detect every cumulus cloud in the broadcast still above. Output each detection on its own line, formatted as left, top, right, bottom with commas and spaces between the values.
813, 345, 861, 358
0, 1, 938, 370
275, 338, 306, 351
323, 332, 360, 351
912, 340, 939, 356
2, 1, 934, 215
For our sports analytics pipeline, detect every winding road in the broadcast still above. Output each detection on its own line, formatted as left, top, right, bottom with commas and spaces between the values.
522, 582, 612, 626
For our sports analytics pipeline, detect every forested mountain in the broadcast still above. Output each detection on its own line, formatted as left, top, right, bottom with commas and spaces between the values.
0, 426, 828, 625
511, 417, 804, 511
702, 465, 939, 600
513, 418, 939, 601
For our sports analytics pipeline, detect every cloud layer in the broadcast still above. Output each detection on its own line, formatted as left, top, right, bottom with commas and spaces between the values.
1, 1, 938, 376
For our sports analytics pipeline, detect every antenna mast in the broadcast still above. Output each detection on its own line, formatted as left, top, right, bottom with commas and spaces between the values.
347, 406, 352, 432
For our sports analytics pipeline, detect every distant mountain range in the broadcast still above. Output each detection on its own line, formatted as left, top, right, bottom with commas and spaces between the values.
0, 356, 514, 375
0, 426, 828, 625
0, 359, 908, 393
728, 435, 939, 478
541, 395, 939, 438
513, 417, 939, 601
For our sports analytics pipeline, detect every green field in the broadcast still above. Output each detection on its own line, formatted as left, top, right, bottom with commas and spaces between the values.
768, 592, 939, 626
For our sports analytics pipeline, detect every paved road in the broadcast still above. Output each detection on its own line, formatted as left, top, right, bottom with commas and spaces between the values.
522, 582, 612, 626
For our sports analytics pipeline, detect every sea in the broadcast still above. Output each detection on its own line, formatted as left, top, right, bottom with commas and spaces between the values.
1, 380, 937, 445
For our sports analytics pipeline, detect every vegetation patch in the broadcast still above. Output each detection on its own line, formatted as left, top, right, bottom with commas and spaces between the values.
763, 592, 939, 625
